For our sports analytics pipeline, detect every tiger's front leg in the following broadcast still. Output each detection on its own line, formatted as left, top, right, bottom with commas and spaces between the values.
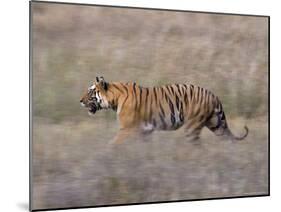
109, 128, 138, 145
109, 123, 154, 144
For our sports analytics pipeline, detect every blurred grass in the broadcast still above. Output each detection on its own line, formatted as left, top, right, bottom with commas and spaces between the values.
32, 2, 268, 122
32, 116, 268, 209
31, 2, 268, 210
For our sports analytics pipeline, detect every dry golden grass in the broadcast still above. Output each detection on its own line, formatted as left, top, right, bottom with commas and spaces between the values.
32, 116, 268, 209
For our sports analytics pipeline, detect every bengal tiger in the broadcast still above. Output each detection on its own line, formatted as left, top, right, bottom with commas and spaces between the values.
80, 76, 248, 144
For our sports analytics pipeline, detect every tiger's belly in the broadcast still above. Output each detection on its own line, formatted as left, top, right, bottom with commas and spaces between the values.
141, 116, 185, 132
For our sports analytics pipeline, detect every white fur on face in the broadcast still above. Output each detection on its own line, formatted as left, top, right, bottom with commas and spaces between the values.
95, 91, 102, 104
88, 84, 109, 109
89, 84, 96, 90
99, 94, 109, 108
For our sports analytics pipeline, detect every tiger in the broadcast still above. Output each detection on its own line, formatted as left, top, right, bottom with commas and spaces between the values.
80, 76, 248, 144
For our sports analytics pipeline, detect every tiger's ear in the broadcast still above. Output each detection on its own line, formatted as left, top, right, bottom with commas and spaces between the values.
96, 76, 105, 82
99, 76, 108, 91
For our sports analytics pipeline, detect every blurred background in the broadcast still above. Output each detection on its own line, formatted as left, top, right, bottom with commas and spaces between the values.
31, 2, 268, 210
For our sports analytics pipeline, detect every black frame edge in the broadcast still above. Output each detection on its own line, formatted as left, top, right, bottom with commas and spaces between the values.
31, 194, 269, 212
267, 16, 270, 196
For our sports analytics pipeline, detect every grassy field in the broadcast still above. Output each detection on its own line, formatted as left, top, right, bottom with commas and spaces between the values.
31, 2, 268, 210
32, 116, 268, 209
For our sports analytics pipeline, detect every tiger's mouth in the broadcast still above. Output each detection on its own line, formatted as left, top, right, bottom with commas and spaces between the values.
88, 102, 101, 115
89, 105, 97, 114
81, 98, 102, 115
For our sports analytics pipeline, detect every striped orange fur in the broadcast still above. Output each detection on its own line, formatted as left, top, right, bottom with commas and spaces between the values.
80, 76, 248, 144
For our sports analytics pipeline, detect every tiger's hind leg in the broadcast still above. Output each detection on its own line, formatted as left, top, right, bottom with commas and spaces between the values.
206, 111, 249, 141
206, 111, 229, 139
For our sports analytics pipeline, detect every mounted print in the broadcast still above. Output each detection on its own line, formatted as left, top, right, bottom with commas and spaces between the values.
30, 1, 269, 211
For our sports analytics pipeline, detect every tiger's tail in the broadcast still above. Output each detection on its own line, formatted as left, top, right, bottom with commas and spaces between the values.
207, 99, 249, 141
224, 125, 249, 141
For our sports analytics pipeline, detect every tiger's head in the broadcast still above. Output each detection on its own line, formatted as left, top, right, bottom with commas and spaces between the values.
80, 76, 110, 116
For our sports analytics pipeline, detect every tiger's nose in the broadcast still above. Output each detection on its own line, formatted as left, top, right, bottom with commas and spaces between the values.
80, 99, 83, 103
